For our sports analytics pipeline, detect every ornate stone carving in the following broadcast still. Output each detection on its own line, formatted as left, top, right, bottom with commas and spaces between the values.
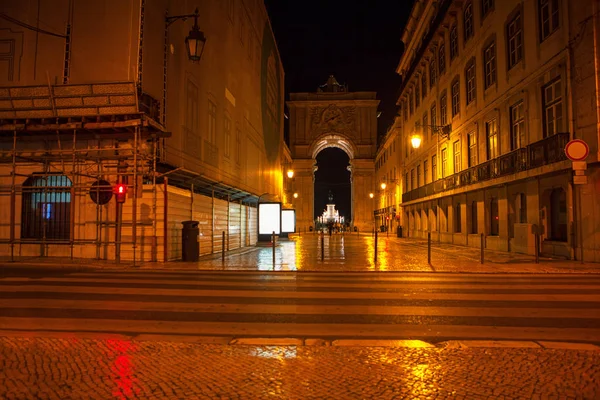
310, 104, 356, 137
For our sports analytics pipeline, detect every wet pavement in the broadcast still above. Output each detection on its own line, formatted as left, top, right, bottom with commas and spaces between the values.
162, 233, 600, 274
1, 336, 599, 400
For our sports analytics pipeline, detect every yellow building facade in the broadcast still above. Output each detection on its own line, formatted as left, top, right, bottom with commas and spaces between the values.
378, 0, 600, 261
0, 0, 285, 261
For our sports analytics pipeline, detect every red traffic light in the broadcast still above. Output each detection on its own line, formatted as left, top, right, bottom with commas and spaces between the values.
115, 184, 127, 203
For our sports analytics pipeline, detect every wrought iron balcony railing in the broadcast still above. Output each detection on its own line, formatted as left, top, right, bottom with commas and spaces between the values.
402, 132, 569, 203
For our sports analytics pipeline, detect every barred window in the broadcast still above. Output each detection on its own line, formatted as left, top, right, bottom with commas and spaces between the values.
21, 175, 72, 240
483, 40, 496, 89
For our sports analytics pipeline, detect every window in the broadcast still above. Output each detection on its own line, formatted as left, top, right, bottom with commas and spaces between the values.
486, 119, 498, 160
411, 169, 416, 190
440, 92, 447, 126
235, 128, 241, 165
21, 175, 72, 240
450, 24, 459, 60
518, 193, 527, 223
424, 160, 429, 184
455, 203, 462, 233
466, 60, 476, 105
453, 140, 461, 173
409, 90, 414, 115
550, 188, 567, 241
429, 58, 437, 89
540, 0, 559, 41
464, 2, 474, 42
471, 201, 478, 234
432, 155, 438, 181
421, 72, 427, 98
422, 113, 428, 142
542, 78, 563, 137
438, 42, 446, 75
441, 148, 448, 178
417, 165, 421, 187
208, 100, 217, 144
510, 101, 525, 149
482, 0, 494, 18
490, 197, 499, 236
405, 173, 409, 190
430, 104, 437, 131
224, 116, 231, 157
468, 131, 478, 167
451, 78, 460, 117
507, 11, 523, 69
483, 40, 496, 89
415, 81, 420, 108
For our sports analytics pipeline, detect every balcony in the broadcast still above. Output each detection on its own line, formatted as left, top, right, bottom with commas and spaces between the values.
402, 132, 569, 203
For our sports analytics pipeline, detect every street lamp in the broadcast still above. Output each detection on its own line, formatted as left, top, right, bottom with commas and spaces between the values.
369, 192, 374, 199
380, 182, 387, 190
293, 192, 298, 199
287, 170, 294, 179
166, 8, 207, 62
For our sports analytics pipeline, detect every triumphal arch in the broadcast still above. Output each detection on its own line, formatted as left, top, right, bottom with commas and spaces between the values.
286, 76, 379, 232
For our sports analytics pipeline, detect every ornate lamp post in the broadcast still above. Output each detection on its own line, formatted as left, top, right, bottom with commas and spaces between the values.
166, 8, 207, 62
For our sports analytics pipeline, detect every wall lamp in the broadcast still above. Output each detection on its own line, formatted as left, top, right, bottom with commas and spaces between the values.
287, 170, 294, 179
166, 8, 207, 62
411, 124, 452, 149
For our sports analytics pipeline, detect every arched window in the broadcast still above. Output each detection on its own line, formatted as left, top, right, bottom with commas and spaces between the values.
21, 175, 72, 240
550, 188, 567, 241
464, 1, 474, 42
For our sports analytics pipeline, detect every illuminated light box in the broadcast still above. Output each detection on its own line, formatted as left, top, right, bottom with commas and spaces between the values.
258, 202, 281, 240
281, 209, 296, 233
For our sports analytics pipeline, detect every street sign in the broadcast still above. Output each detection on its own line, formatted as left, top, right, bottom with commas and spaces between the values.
564, 139, 589, 161
573, 175, 588, 185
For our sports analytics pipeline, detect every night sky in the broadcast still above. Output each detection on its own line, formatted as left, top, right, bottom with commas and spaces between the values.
264, 1, 414, 220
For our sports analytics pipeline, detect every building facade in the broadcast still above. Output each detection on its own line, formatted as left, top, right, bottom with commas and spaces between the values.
0, 0, 285, 261
385, 0, 600, 261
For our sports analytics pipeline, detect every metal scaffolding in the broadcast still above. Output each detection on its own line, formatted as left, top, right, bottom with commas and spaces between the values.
0, 81, 169, 263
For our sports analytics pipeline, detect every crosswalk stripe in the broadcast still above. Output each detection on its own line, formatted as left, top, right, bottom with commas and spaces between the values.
3, 277, 600, 290
1, 299, 597, 319
2, 285, 596, 301
1, 317, 599, 343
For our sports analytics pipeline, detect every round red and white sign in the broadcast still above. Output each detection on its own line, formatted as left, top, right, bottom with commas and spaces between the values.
564, 139, 589, 161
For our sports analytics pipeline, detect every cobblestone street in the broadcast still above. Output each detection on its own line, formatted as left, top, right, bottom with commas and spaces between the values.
1, 336, 599, 400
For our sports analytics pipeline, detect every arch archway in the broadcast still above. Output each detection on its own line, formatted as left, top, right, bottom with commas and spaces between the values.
286, 78, 380, 232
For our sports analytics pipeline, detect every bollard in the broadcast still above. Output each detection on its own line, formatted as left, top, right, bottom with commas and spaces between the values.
427, 232, 431, 265
222, 231, 225, 262
480, 233, 484, 264
272, 231, 276, 269
374, 230, 378, 263
320, 231, 324, 261
535, 232, 540, 264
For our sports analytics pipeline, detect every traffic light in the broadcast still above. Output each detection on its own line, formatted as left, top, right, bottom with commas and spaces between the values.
115, 183, 127, 203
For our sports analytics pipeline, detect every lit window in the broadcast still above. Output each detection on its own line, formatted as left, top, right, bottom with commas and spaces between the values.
510, 101, 525, 149
468, 131, 478, 167
441, 148, 448, 178
453, 140, 461, 173
486, 119, 498, 160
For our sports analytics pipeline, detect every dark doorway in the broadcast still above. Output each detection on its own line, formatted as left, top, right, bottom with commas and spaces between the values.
314, 148, 351, 224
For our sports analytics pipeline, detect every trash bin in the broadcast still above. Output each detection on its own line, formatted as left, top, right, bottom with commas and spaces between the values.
181, 220, 199, 262
397, 226, 402, 238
